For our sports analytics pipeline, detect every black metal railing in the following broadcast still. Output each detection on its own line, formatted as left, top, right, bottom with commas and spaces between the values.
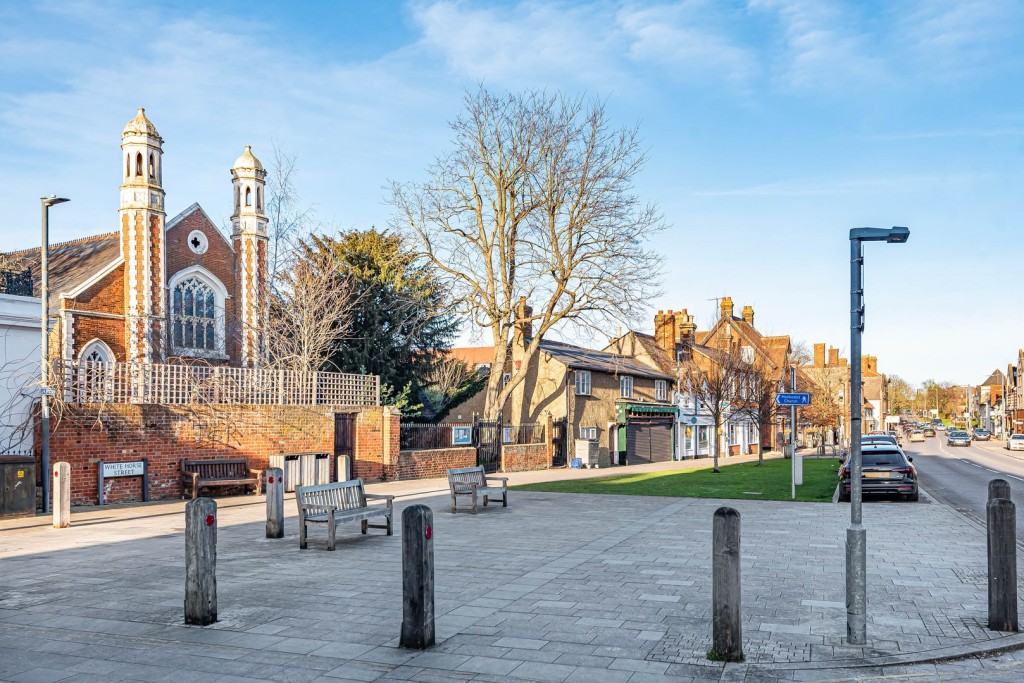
399, 422, 472, 450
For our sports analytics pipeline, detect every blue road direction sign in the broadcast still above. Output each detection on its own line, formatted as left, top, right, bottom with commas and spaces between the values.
775, 392, 811, 406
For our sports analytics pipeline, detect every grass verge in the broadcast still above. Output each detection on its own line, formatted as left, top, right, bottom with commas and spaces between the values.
512, 457, 840, 502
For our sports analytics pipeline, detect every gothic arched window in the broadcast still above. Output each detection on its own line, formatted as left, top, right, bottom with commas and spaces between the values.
245, 186, 252, 206
135, 152, 143, 176
148, 153, 156, 180
171, 274, 219, 356
78, 340, 114, 403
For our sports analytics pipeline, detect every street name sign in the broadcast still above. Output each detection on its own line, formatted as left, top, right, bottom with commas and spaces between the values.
775, 392, 811, 406
102, 460, 145, 478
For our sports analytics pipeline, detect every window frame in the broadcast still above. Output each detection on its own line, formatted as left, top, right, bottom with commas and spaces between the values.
579, 426, 598, 441
655, 379, 668, 401
168, 266, 229, 359
575, 370, 592, 396
620, 375, 633, 399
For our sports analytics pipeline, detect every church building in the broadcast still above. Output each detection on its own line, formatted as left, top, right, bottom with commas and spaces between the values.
7, 108, 269, 369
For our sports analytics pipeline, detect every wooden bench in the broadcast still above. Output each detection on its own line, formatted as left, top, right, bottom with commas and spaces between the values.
296, 479, 394, 551
447, 465, 508, 514
181, 458, 263, 499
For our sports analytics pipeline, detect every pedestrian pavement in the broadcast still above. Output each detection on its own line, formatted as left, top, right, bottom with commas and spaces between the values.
1, 457, 1023, 682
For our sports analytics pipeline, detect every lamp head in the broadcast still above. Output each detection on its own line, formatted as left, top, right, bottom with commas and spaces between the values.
41, 195, 70, 207
886, 226, 910, 244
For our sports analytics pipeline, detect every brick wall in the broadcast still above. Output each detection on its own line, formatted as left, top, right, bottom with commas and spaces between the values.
43, 403, 387, 505
352, 407, 399, 481
67, 264, 126, 360
396, 447, 476, 480
500, 443, 550, 472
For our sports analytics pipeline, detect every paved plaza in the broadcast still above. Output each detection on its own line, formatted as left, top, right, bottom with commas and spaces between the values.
2, 463, 1024, 682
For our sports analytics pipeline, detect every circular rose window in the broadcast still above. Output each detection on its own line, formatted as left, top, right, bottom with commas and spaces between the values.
187, 230, 208, 255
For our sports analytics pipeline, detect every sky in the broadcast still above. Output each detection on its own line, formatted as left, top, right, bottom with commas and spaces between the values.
1, 0, 1022, 388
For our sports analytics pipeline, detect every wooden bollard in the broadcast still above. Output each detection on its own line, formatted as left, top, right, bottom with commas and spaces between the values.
185, 497, 218, 626
989, 479, 1011, 502
987, 497, 1018, 632
266, 468, 284, 539
52, 462, 71, 529
400, 504, 435, 649
711, 507, 743, 662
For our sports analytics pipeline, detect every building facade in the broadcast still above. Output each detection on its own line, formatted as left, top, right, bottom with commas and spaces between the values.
3, 109, 269, 374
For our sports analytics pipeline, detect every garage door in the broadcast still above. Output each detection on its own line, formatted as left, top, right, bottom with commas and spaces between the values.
626, 417, 674, 464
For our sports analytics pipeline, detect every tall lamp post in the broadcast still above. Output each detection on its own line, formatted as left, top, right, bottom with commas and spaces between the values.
847, 225, 909, 645
40, 195, 70, 514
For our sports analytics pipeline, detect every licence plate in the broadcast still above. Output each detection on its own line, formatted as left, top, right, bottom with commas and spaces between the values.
865, 471, 892, 479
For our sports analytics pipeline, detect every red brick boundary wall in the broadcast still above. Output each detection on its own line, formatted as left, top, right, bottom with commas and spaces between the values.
396, 447, 476, 481
41, 403, 396, 505
501, 443, 550, 472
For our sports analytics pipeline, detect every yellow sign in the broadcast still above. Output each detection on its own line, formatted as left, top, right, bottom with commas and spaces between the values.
16, 470, 24, 478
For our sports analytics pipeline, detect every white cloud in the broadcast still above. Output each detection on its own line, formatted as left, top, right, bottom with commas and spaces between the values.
748, 0, 889, 91
411, 0, 627, 89
617, 1, 759, 87
898, 0, 1024, 81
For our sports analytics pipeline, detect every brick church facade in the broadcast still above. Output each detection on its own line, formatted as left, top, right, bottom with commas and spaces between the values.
10, 108, 269, 370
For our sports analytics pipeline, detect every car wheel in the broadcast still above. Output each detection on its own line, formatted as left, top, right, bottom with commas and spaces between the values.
838, 489, 850, 502
905, 491, 919, 502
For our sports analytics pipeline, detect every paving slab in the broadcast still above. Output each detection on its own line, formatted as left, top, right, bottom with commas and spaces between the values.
2, 460, 1024, 681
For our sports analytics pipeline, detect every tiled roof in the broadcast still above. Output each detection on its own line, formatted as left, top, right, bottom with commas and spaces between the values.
981, 369, 1005, 386
449, 346, 495, 367
4, 233, 121, 306
539, 338, 672, 380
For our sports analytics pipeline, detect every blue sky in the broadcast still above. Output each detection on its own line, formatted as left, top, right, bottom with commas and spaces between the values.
1, 0, 1022, 387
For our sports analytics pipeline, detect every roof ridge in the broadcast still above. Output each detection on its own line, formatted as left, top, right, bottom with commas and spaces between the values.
4, 231, 119, 256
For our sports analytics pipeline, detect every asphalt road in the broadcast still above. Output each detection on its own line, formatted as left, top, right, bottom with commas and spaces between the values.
904, 433, 1024, 542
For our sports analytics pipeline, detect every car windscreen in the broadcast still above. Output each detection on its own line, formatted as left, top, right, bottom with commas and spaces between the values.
862, 451, 906, 467
949, 431, 967, 437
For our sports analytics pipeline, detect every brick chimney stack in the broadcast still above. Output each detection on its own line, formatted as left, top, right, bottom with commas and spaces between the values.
654, 309, 679, 354
513, 296, 533, 345
741, 305, 754, 326
720, 296, 734, 320
862, 355, 877, 374
814, 343, 826, 368
829, 347, 839, 366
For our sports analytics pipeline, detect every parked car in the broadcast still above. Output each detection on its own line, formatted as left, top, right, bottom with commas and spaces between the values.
923, 428, 936, 438
838, 445, 918, 502
972, 428, 992, 441
909, 430, 926, 443
935, 424, 946, 431
946, 430, 971, 447
1007, 434, 1024, 452
862, 434, 898, 447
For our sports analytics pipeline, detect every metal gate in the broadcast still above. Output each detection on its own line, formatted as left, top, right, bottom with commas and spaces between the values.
334, 413, 355, 481
626, 417, 674, 464
551, 418, 568, 467
473, 419, 502, 473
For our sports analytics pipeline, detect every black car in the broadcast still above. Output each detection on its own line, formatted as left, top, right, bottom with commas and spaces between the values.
838, 445, 918, 502
973, 428, 992, 441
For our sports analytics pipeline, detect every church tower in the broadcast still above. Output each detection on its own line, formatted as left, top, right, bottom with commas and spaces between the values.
230, 146, 268, 367
119, 108, 166, 364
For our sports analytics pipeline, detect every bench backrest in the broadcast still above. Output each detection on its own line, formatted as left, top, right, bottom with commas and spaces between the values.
448, 466, 486, 489
182, 459, 250, 479
297, 479, 367, 511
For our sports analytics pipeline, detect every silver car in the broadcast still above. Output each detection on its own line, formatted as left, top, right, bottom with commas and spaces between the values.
1008, 434, 1024, 452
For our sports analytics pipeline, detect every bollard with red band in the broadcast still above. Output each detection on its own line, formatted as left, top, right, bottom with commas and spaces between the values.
266, 467, 284, 539
52, 462, 71, 529
185, 497, 218, 625
400, 504, 435, 649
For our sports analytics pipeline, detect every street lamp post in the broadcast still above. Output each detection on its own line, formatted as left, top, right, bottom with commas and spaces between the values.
847, 225, 909, 645
40, 195, 69, 514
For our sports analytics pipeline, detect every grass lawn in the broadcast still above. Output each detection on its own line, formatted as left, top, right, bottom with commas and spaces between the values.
512, 457, 841, 502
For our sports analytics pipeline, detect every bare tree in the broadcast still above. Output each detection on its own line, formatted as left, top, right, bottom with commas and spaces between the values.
264, 245, 356, 372
736, 355, 781, 466
390, 87, 665, 421
265, 143, 316, 294
685, 350, 748, 473
801, 363, 848, 446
